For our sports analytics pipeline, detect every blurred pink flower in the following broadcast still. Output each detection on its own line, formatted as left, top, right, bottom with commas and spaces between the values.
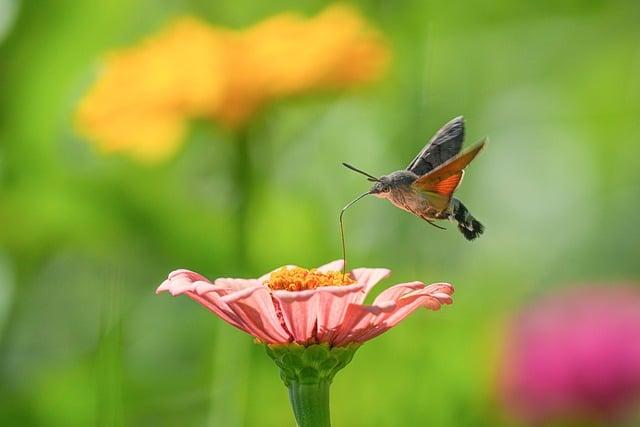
156, 260, 453, 346
500, 285, 640, 424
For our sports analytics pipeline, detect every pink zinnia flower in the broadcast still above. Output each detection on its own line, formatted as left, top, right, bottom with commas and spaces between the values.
500, 285, 640, 424
156, 259, 453, 346
158, 259, 453, 426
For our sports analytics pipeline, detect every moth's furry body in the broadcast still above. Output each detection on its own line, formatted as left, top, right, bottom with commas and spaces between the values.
372, 171, 449, 220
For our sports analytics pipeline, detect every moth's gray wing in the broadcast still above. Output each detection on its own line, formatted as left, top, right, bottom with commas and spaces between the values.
406, 116, 465, 176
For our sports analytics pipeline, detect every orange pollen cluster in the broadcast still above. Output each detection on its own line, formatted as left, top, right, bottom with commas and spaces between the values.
265, 267, 355, 291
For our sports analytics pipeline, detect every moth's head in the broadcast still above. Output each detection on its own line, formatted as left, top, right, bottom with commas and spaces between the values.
369, 177, 391, 198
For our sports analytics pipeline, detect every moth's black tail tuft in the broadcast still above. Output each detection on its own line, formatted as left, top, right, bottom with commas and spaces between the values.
457, 218, 484, 241
452, 199, 484, 241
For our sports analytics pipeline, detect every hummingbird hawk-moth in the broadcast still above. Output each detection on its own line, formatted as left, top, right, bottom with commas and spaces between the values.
339, 116, 486, 265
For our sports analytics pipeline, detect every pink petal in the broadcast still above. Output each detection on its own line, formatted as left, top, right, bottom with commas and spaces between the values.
270, 291, 318, 344
378, 284, 453, 327
316, 259, 345, 273
351, 267, 391, 303
157, 271, 246, 330
313, 282, 368, 343
157, 270, 291, 343
307, 267, 390, 343
331, 299, 398, 346
169, 269, 209, 281
222, 286, 292, 343
271, 282, 365, 344
269, 281, 365, 301
157, 274, 200, 296
332, 282, 454, 346
193, 281, 218, 295
185, 292, 245, 330
213, 278, 262, 296
371, 281, 430, 304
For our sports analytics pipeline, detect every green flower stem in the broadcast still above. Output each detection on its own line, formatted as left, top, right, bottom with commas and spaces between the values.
266, 344, 360, 427
288, 381, 331, 427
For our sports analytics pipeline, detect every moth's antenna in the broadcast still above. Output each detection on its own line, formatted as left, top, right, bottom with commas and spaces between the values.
342, 163, 380, 182
340, 191, 371, 277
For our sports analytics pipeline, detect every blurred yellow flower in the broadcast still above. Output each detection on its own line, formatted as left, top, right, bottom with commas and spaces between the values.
216, 5, 390, 127
75, 5, 390, 162
75, 18, 226, 162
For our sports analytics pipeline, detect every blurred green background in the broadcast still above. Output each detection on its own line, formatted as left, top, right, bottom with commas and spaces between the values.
1, 0, 639, 426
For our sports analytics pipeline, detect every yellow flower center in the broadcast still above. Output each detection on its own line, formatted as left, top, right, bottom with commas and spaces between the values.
266, 267, 355, 291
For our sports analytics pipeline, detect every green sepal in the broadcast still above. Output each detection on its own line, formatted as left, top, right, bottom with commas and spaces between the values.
265, 343, 360, 387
